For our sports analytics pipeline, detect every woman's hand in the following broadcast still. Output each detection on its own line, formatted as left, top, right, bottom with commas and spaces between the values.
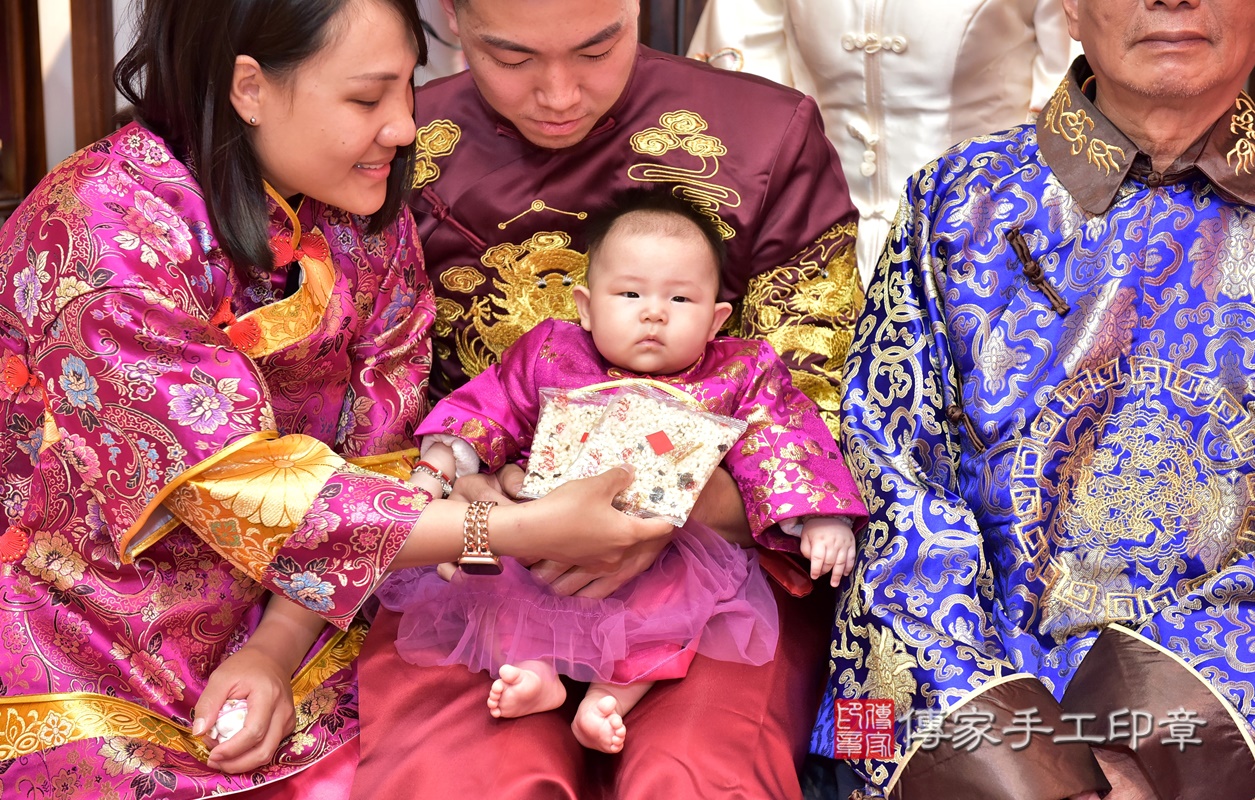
393, 465, 671, 573
193, 596, 326, 774
193, 643, 296, 774
500, 466, 674, 570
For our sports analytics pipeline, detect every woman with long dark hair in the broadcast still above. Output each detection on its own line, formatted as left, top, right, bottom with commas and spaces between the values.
0, 1, 668, 796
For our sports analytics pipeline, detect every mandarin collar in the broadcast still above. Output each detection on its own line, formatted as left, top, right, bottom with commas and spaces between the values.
1037, 56, 1255, 214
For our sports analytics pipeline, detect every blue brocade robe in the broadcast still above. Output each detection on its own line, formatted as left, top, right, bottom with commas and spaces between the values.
813, 58, 1255, 799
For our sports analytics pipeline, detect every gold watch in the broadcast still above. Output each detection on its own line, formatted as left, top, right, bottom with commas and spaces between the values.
458, 500, 502, 575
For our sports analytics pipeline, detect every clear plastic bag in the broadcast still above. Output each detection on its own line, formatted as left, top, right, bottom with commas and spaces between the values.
564, 385, 747, 526
518, 388, 614, 500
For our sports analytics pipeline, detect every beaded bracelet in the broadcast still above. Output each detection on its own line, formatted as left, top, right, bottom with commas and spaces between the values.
409, 459, 453, 498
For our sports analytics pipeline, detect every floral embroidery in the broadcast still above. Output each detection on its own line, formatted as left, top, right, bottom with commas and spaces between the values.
59, 356, 102, 410
127, 647, 188, 704
54, 275, 94, 313
116, 190, 194, 267
274, 568, 336, 613
24, 530, 88, 589
17, 427, 44, 464
380, 285, 418, 331
205, 437, 340, 528
287, 495, 339, 549
117, 128, 171, 167
51, 614, 93, 656
98, 737, 163, 776
15, 261, 42, 324
59, 431, 103, 484
36, 711, 76, 748
168, 382, 233, 434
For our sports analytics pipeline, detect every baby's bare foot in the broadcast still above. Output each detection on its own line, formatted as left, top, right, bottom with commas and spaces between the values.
572, 694, 627, 753
487, 662, 566, 719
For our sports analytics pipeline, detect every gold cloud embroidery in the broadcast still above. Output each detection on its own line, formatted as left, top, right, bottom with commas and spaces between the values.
412, 120, 462, 189
628, 110, 740, 240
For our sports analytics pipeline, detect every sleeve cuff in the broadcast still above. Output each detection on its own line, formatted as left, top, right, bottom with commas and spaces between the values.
421, 434, 480, 478
1061, 624, 1255, 800
893, 676, 1108, 800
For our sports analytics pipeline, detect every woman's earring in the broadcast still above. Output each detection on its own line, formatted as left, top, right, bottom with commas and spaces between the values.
249, 116, 257, 126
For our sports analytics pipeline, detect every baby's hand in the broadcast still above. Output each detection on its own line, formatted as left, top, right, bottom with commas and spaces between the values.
405, 466, 447, 496
406, 443, 458, 497
799, 517, 856, 587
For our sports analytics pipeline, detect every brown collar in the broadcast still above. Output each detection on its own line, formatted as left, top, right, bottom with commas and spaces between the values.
1036, 57, 1255, 214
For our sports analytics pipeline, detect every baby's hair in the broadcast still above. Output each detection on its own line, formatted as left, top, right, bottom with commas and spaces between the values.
583, 187, 727, 291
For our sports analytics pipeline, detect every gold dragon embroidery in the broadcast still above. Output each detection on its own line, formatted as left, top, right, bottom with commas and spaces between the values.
440, 232, 588, 378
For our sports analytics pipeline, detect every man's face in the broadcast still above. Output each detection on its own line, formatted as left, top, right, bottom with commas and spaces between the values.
1063, 0, 1255, 104
443, 0, 640, 149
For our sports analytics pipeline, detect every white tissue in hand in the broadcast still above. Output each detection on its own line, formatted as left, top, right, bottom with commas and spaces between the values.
209, 698, 248, 742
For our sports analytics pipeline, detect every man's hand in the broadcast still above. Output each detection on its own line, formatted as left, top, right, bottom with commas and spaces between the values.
689, 467, 752, 547
530, 535, 673, 598
449, 469, 516, 505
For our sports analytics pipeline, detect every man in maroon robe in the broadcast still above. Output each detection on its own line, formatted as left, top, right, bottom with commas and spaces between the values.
351, 1, 862, 797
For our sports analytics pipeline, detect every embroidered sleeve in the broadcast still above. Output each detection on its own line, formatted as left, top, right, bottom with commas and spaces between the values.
737, 96, 863, 437
724, 340, 868, 552
30, 289, 427, 630
414, 320, 552, 470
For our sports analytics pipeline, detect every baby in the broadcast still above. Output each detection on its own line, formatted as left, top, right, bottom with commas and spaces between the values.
384, 188, 867, 753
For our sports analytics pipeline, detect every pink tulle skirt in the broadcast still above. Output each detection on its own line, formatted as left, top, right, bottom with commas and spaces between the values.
374, 520, 779, 685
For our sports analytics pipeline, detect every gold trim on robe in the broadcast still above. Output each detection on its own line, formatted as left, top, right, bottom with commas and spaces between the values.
345, 447, 422, 481
121, 430, 281, 563
0, 619, 366, 763
161, 435, 346, 582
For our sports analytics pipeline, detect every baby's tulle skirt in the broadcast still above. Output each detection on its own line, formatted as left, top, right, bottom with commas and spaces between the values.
374, 520, 779, 684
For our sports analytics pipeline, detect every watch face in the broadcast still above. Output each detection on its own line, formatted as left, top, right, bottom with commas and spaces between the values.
458, 556, 503, 576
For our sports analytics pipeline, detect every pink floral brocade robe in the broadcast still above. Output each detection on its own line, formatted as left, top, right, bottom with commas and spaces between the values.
0, 124, 434, 798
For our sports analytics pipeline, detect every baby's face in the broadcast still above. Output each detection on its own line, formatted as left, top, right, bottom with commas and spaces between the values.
574, 227, 731, 375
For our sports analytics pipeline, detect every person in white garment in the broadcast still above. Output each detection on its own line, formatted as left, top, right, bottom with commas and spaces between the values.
417, 0, 465, 81
689, 0, 1078, 284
